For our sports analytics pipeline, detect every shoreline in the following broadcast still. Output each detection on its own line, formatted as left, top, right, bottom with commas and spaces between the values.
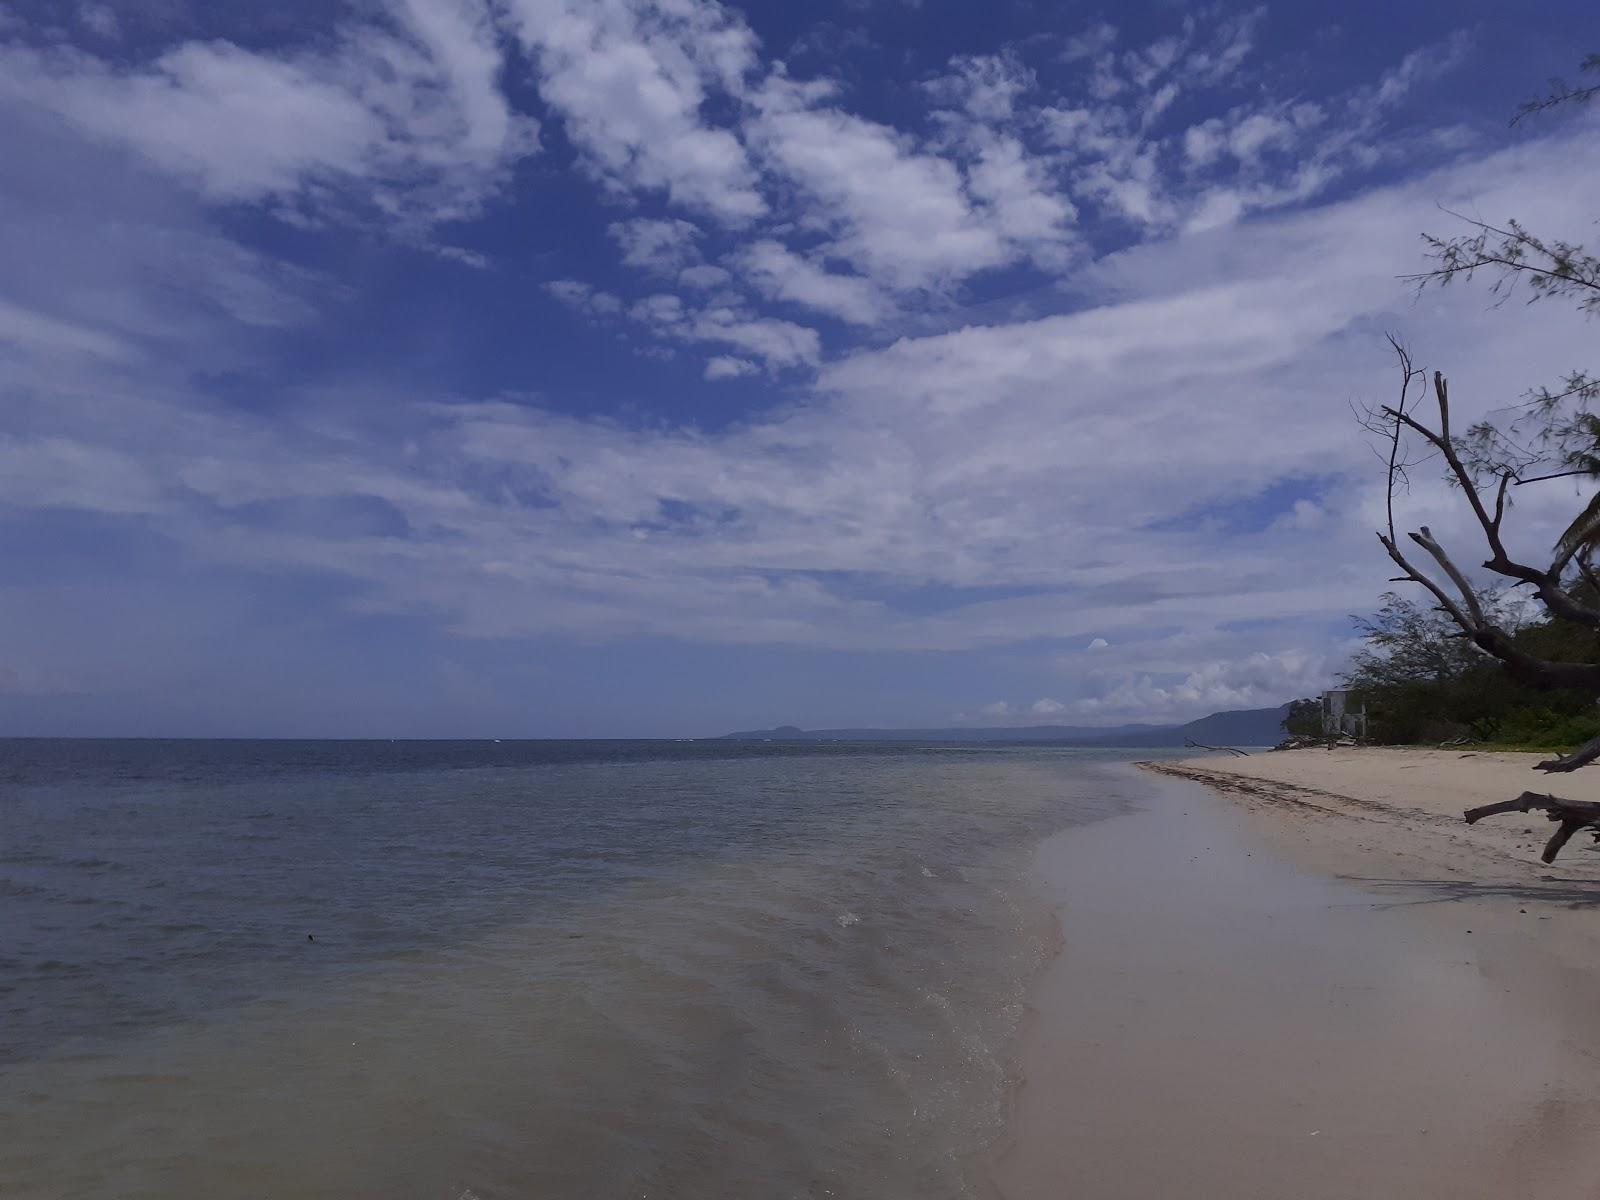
1142, 745, 1600, 887
988, 756, 1600, 1199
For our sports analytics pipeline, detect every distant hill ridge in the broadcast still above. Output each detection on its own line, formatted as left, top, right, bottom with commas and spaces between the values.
716, 704, 1290, 747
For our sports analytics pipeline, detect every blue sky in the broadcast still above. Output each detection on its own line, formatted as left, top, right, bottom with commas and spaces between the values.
0, 0, 1596, 737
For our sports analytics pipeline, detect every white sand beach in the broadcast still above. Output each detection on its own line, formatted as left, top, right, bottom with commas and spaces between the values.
1151, 746, 1600, 885
989, 753, 1600, 1200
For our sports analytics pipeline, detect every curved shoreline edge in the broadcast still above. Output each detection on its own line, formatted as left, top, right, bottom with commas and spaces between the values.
987, 755, 1600, 1200
1137, 746, 1600, 888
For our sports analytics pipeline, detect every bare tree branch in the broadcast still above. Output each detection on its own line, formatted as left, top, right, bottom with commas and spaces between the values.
1370, 347, 1600, 697
1409, 526, 1486, 624
1380, 370, 1600, 630
1511, 54, 1600, 125
1490, 471, 1512, 533
1514, 467, 1594, 487
1403, 212, 1600, 314
1536, 734, 1600, 774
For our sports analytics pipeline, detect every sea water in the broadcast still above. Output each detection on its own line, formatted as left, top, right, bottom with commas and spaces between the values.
0, 739, 1160, 1199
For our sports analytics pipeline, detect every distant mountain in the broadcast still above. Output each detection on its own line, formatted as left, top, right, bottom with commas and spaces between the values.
716, 704, 1290, 747
715, 721, 1165, 742
1089, 705, 1293, 747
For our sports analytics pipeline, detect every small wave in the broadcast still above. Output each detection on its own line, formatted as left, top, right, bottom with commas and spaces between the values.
61, 857, 126, 871
834, 911, 861, 928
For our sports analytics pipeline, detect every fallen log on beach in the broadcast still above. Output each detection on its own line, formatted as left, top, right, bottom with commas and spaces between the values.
1185, 738, 1250, 757
1464, 791, 1600, 863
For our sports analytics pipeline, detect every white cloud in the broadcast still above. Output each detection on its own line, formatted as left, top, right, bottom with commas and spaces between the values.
0, 433, 168, 514
630, 292, 688, 325
1227, 112, 1296, 163
1060, 23, 1118, 64
519, 7, 1439, 363
749, 76, 1013, 291
0, 0, 538, 226
1368, 32, 1472, 111
686, 307, 820, 370
506, 0, 765, 223
705, 355, 757, 380
1183, 121, 1225, 167
3, 44, 376, 201
432, 245, 493, 270
965, 131, 1077, 260
1030, 697, 1065, 715
621, 289, 820, 370
1041, 22, 1471, 236
0, 296, 136, 361
923, 51, 1036, 122
0, 111, 324, 378
76, 3, 117, 38
1180, 8, 1262, 85
1274, 499, 1328, 531
609, 217, 703, 272
3, 14, 1592, 728
543, 279, 624, 315
1068, 650, 1333, 722
14, 125, 1596, 671
679, 264, 732, 289
736, 239, 891, 325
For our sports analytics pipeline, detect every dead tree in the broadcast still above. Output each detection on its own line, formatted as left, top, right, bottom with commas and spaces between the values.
1363, 341, 1600, 860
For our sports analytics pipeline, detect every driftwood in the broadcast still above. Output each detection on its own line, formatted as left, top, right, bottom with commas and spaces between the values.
1184, 738, 1249, 757
1273, 734, 1361, 751
1464, 791, 1600, 863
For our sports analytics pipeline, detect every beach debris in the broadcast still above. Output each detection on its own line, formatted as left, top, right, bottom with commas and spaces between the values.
1272, 734, 1359, 751
1464, 792, 1600, 863
1184, 737, 1250, 756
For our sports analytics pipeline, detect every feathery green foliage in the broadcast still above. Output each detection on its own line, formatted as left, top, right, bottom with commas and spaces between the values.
1342, 592, 1600, 747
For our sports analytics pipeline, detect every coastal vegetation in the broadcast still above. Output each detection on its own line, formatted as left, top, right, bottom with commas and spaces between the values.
1351, 54, 1600, 856
1362, 52, 1599, 766
1333, 592, 1600, 748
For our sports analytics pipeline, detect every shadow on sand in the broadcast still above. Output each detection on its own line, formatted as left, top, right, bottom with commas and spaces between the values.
1341, 873, 1600, 910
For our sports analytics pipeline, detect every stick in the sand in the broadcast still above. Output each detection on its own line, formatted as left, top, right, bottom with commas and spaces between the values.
1184, 738, 1250, 757
1463, 791, 1600, 862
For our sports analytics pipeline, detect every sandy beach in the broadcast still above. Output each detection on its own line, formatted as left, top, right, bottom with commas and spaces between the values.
989, 753, 1600, 1200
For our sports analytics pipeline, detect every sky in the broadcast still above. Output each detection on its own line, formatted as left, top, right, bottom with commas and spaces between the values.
0, 0, 1597, 738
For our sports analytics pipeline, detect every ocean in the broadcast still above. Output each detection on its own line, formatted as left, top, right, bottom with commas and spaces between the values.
0, 739, 1163, 1199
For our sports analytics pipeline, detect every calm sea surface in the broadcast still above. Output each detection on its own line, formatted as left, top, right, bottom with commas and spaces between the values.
0, 739, 1164, 1199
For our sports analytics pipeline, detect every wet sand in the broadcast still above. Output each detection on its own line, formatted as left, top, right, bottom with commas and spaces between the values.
989, 760, 1600, 1199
